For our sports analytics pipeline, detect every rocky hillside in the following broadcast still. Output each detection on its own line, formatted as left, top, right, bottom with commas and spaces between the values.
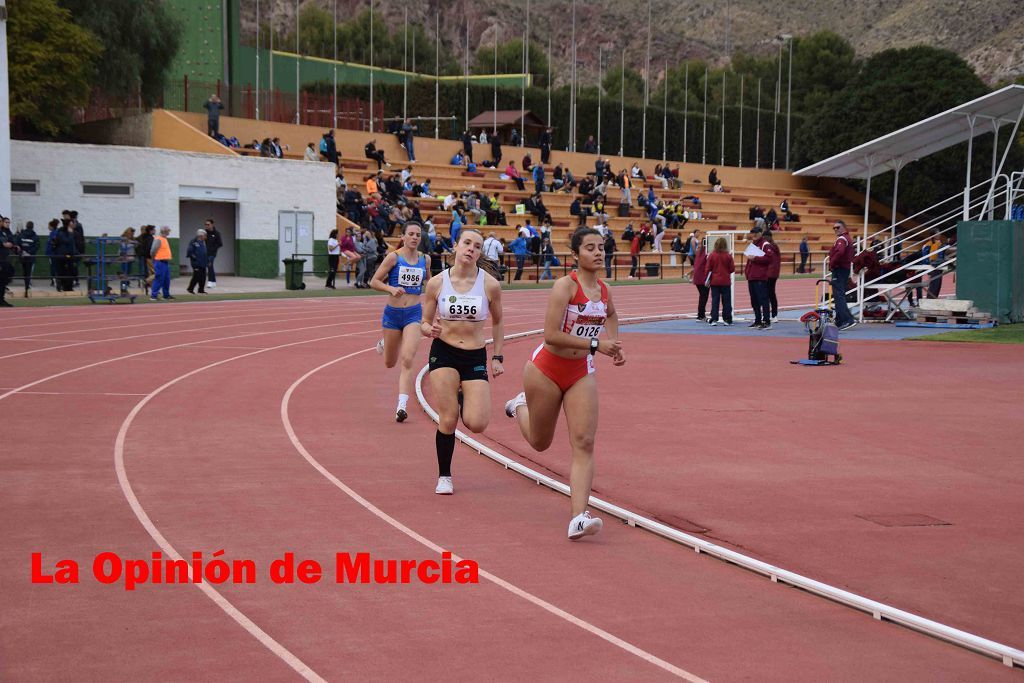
240, 0, 1023, 85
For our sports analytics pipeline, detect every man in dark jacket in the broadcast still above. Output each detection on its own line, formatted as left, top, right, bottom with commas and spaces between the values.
489, 133, 502, 166
17, 221, 40, 290
203, 94, 224, 137
461, 130, 474, 163
0, 216, 19, 306
52, 220, 78, 291
827, 221, 856, 329
186, 229, 209, 294
539, 127, 552, 164
203, 219, 224, 288
135, 225, 154, 286
743, 226, 772, 328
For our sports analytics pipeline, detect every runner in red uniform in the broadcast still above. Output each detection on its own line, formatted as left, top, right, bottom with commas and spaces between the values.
504, 228, 625, 540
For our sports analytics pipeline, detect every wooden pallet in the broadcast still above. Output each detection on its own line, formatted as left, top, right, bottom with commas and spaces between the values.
916, 313, 991, 325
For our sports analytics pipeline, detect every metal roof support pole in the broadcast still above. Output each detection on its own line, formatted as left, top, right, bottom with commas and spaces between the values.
987, 121, 1000, 219
979, 103, 1024, 220
862, 156, 873, 246
963, 114, 975, 220
889, 161, 902, 261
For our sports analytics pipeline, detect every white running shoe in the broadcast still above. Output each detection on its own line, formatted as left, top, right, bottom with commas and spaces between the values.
435, 476, 453, 495
568, 511, 603, 540
709, 321, 718, 326
504, 391, 527, 418
375, 338, 384, 355
207, 282, 217, 289
770, 316, 778, 323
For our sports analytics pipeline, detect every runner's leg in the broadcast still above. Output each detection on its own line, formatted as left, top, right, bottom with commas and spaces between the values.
561, 374, 599, 517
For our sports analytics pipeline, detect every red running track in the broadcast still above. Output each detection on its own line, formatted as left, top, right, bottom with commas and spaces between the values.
1, 283, 1019, 680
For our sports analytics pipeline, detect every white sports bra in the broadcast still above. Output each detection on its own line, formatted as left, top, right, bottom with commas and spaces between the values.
438, 268, 489, 322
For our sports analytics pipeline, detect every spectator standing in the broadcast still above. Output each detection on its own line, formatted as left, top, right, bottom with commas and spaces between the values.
67, 211, 85, 289
186, 229, 209, 294
326, 229, 341, 289
925, 232, 945, 299
628, 230, 642, 279
763, 230, 781, 322
670, 232, 684, 267
827, 221, 856, 329
136, 225, 154, 286
149, 226, 175, 301
17, 221, 40, 290
743, 226, 772, 329
118, 227, 136, 279
539, 127, 552, 164
509, 234, 528, 280
204, 219, 223, 288
203, 94, 224, 137
0, 217, 17, 306
402, 118, 417, 162
603, 230, 616, 277
799, 236, 810, 273
707, 237, 735, 325
45, 219, 58, 287
483, 232, 503, 262
691, 229, 709, 321
461, 130, 474, 163
490, 132, 502, 166
582, 135, 597, 154
53, 217, 78, 291
539, 237, 556, 280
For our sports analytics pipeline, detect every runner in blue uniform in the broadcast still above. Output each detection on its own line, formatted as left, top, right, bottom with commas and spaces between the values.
370, 222, 430, 422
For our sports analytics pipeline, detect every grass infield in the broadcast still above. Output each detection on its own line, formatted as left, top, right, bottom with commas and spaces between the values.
909, 323, 1024, 345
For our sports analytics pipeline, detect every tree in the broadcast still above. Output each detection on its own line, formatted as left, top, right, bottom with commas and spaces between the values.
601, 64, 645, 107
8, 0, 101, 136
789, 31, 857, 116
59, 0, 180, 105
472, 39, 549, 87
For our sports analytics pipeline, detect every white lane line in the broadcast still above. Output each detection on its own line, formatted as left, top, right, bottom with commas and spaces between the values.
280, 348, 705, 682
414, 322, 1024, 670
3, 390, 149, 397
112, 330, 380, 682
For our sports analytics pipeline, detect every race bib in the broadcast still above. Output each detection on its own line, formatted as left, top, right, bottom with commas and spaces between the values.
444, 294, 483, 320
397, 265, 423, 288
571, 322, 605, 339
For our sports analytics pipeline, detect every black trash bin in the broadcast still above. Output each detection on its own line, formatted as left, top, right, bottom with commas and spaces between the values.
645, 263, 660, 277
282, 258, 307, 290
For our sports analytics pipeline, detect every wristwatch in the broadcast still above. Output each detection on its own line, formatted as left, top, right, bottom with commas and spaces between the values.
589, 338, 599, 355
492, 354, 504, 362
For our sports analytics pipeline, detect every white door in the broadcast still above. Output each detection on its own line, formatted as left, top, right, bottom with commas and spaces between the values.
278, 212, 297, 275
278, 211, 314, 275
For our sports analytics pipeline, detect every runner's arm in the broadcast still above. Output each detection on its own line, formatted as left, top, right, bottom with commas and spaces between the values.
369, 252, 402, 295
485, 275, 504, 376
419, 277, 442, 338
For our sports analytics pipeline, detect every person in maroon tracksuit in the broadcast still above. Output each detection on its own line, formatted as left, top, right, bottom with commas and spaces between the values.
707, 237, 735, 325
828, 220, 856, 328
744, 226, 773, 328
763, 230, 782, 322
690, 228, 709, 321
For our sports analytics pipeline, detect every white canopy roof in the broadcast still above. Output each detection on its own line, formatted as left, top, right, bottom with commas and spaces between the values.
794, 85, 1024, 179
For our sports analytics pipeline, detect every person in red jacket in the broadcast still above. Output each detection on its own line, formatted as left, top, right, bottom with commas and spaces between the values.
628, 231, 642, 278
690, 228, 710, 320
827, 220, 856, 329
763, 230, 782, 322
743, 226, 773, 328
707, 236, 735, 325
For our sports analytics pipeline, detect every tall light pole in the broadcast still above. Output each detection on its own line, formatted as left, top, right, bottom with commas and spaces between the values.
402, 8, 408, 120
255, 0, 261, 119
569, 0, 577, 151
755, 78, 761, 168
546, 35, 552, 129
434, 12, 439, 138
0, 0, 10, 219
683, 62, 689, 163
641, 0, 651, 159
719, 71, 725, 166
294, 0, 299, 124
772, 39, 781, 169
702, 66, 708, 164
369, 0, 374, 132
493, 24, 498, 135
738, 74, 744, 167
464, 21, 469, 133
597, 47, 602, 155
332, 0, 337, 127
520, 0, 530, 146
785, 35, 793, 170
618, 48, 624, 156
662, 61, 668, 161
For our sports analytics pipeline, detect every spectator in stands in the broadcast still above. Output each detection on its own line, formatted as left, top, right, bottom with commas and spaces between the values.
16, 221, 39, 290
763, 230, 781, 323
533, 163, 545, 194
509, 233, 528, 280
364, 139, 389, 170
522, 151, 534, 173
304, 142, 319, 161
510, 127, 521, 146
483, 232, 503, 263
628, 229, 642, 279
799, 236, 810, 273
270, 137, 285, 159
339, 226, 361, 269
490, 132, 502, 166
707, 237, 735, 326
461, 130, 474, 163
744, 226, 772, 329
185, 229, 209, 295
539, 127, 552, 164
355, 228, 378, 288
505, 160, 525, 191
708, 168, 722, 191
319, 131, 339, 164
652, 164, 669, 189
691, 228, 709, 321
451, 149, 465, 166
486, 193, 505, 225
203, 94, 223, 138
259, 137, 273, 157
583, 135, 597, 154
478, 130, 488, 145
402, 118, 417, 162
924, 231, 944, 298
827, 221, 856, 329
780, 198, 799, 222
765, 206, 778, 230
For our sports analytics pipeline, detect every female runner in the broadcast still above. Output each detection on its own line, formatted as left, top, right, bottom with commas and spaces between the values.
419, 229, 504, 495
369, 222, 430, 422
504, 228, 625, 540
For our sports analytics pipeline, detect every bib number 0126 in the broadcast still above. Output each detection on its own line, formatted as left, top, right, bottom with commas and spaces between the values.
573, 325, 603, 338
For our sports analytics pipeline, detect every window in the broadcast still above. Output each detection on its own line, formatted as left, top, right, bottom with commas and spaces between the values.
82, 182, 133, 197
12, 180, 38, 194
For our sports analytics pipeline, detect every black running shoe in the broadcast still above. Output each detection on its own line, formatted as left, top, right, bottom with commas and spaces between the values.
396, 409, 408, 423
748, 321, 761, 328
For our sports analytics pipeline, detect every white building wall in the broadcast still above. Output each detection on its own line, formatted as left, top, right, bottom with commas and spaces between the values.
10, 141, 334, 242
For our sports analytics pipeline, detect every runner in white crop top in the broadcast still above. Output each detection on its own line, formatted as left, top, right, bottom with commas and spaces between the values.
437, 267, 489, 322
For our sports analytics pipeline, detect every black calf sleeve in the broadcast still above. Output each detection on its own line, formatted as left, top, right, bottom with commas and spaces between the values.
436, 430, 456, 477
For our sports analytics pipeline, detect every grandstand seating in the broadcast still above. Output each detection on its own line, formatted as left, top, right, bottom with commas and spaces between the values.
162, 110, 888, 276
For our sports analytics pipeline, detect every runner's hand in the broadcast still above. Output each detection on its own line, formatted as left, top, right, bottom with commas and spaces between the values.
597, 339, 622, 358
490, 358, 504, 377
390, 286, 405, 297
611, 350, 626, 366
420, 321, 442, 338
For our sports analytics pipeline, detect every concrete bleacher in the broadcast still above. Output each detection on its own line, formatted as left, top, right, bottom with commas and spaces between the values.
160, 110, 885, 276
